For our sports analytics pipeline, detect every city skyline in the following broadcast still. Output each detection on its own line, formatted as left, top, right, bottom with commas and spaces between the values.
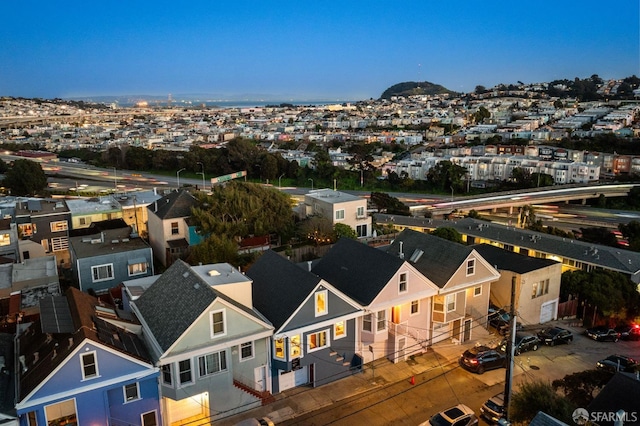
1, 0, 638, 101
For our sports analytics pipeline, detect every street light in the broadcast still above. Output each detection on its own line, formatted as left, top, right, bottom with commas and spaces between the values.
113, 167, 117, 192
176, 168, 186, 190
278, 173, 285, 188
308, 178, 314, 191
196, 162, 205, 191
450, 185, 454, 202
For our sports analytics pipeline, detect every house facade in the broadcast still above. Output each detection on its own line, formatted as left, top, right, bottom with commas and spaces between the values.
302, 189, 372, 238
246, 250, 363, 393
312, 238, 440, 364
130, 260, 274, 424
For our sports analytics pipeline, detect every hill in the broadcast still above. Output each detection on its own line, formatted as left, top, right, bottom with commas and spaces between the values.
380, 81, 458, 99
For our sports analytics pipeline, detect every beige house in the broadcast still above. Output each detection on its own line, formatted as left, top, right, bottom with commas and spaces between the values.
474, 244, 562, 325
301, 189, 372, 237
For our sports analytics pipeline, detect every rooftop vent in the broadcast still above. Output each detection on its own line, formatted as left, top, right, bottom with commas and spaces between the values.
208, 270, 221, 276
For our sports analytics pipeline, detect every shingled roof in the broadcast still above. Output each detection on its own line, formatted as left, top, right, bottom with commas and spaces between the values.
147, 190, 197, 220
311, 238, 404, 305
385, 228, 475, 288
473, 243, 559, 274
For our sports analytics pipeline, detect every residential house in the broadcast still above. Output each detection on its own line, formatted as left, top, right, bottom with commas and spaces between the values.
301, 189, 372, 238
587, 372, 640, 426
130, 260, 274, 424
0, 218, 19, 262
473, 244, 562, 325
15, 287, 161, 426
385, 229, 500, 344
115, 189, 163, 240
246, 250, 362, 393
14, 198, 71, 266
65, 195, 123, 230
146, 190, 200, 267
68, 220, 154, 294
312, 238, 440, 364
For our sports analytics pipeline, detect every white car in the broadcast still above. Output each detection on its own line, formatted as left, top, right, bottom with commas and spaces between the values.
422, 404, 478, 426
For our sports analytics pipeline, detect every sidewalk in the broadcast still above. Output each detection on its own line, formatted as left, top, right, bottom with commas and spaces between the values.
217, 327, 497, 425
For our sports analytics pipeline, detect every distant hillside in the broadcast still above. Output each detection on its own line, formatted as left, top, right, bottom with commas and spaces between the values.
380, 81, 458, 99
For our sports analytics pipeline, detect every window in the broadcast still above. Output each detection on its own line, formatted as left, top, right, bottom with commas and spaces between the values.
211, 310, 225, 337
141, 411, 158, 426
18, 223, 35, 238
308, 330, 328, 351
410, 300, 419, 315
198, 351, 227, 376
81, 352, 98, 380
446, 294, 456, 312
50, 236, 68, 252
91, 264, 114, 283
50, 221, 68, 232
362, 314, 372, 332
27, 411, 37, 426
289, 335, 301, 358
178, 359, 192, 385
240, 342, 253, 361
274, 338, 285, 360
335, 209, 345, 220
0, 233, 10, 247
473, 286, 482, 297
161, 364, 172, 386
399, 273, 407, 293
123, 382, 140, 402
128, 261, 148, 276
334, 321, 346, 339
466, 259, 475, 276
79, 217, 87, 226
171, 222, 179, 235
356, 206, 365, 218
376, 310, 386, 331
315, 290, 327, 316
356, 224, 367, 237
532, 279, 550, 298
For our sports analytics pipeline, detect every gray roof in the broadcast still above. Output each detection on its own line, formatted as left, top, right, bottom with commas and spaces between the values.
68, 226, 151, 259
385, 228, 474, 288
375, 214, 640, 277
587, 372, 640, 426
246, 250, 322, 330
473, 244, 559, 274
529, 411, 570, 426
312, 238, 404, 305
147, 190, 197, 220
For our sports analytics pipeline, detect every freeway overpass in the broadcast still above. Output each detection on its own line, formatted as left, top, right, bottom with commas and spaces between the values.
420, 183, 639, 217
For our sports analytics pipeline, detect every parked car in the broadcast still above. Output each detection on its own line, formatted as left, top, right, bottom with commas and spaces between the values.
459, 345, 507, 374
615, 324, 640, 341
488, 308, 523, 335
480, 393, 505, 424
596, 355, 639, 373
537, 327, 573, 346
500, 333, 541, 355
586, 326, 621, 342
426, 404, 479, 426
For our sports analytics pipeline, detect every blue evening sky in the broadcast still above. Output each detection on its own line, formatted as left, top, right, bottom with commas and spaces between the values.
1, 1, 638, 101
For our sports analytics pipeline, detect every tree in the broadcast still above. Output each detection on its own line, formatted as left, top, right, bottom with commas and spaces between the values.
509, 380, 575, 425
475, 85, 487, 94
297, 216, 334, 245
334, 223, 357, 240
552, 369, 613, 408
430, 227, 463, 244
184, 234, 240, 266
3, 159, 47, 195
370, 192, 410, 215
511, 167, 532, 187
473, 106, 491, 123
426, 160, 467, 192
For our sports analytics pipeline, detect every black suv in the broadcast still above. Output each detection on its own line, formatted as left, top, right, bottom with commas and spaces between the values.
537, 327, 573, 346
501, 333, 541, 355
586, 326, 620, 342
488, 308, 522, 335
615, 324, 640, 341
459, 345, 506, 374
596, 355, 639, 373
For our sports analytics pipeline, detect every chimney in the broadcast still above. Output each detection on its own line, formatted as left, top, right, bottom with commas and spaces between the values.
307, 261, 312, 272
399, 241, 404, 259
18, 355, 27, 373
33, 352, 39, 364
68, 337, 74, 349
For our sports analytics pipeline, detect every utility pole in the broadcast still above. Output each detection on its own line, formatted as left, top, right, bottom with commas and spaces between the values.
503, 275, 517, 423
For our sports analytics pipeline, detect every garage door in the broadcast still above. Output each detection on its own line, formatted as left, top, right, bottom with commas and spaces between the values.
540, 301, 557, 324
279, 366, 307, 391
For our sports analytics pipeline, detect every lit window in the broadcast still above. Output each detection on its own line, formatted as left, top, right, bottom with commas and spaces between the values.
334, 321, 346, 339
274, 338, 285, 360
240, 342, 254, 361
315, 290, 327, 316
399, 273, 407, 293
171, 222, 179, 235
124, 382, 140, 402
376, 310, 386, 331
128, 261, 148, 276
50, 221, 69, 232
473, 286, 482, 297
198, 351, 227, 376
308, 330, 328, 351
335, 209, 345, 220
91, 264, 114, 282
81, 352, 98, 380
433, 295, 444, 312
410, 300, 419, 315
51, 236, 68, 252
0, 233, 10, 247
362, 314, 372, 332
290, 335, 301, 358
466, 259, 475, 275
18, 223, 35, 238
178, 359, 192, 385
211, 310, 225, 337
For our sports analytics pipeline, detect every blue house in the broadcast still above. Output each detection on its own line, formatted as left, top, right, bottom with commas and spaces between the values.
15, 287, 160, 426
246, 250, 363, 393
